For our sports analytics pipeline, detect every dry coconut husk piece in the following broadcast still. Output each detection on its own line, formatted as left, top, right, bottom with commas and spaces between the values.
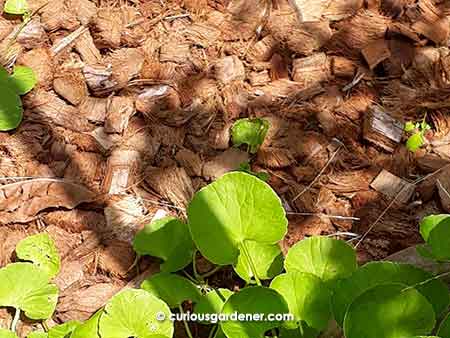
91, 7, 122, 49
175, 148, 203, 177
105, 96, 136, 134
16, 19, 48, 49
53, 68, 88, 106
203, 148, 249, 180
103, 149, 141, 195
75, 30, 101, 65
83, 64, 117, 96
17, 48, 54, 89
292, 53, 330, 88
79, 97, 108, 123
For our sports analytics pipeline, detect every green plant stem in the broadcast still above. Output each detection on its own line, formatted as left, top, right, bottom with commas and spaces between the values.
192, 249, 201, 281
208, 325, 217, 338
240, 241, 261, 286
42, 320, 49, 332
200, 266, 222, 279
182, 270, 198, 284
10, 307, 20, 332
178, 305, 194, 338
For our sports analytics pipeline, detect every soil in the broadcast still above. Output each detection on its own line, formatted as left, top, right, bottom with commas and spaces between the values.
1, 0, 450, 336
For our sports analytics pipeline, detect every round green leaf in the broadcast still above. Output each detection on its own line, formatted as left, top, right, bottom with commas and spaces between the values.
0, 263, 58, 320
194, 288, 233, 324
416, 244, 438, 260
343, 283, 435, 338
220, 286, 289, 338
406, 133, 424, 152
3, 0, 28, 14
404, 121, 416, 132
141, 272, 201, 308
284, 236, 357, 285
420, 215, 450, 242
0, 84, 22, 131
48, 321, 81, 338
270, 272, 332, 331
0, 329, 18, 338
70, 310, 102, 338
234, 241, 283, 283
9, 66, 37, 95
438, 312, 450, 338
333, 261, 449, 326
428, 219, 450, 260
187, 172, 287, 265
27, 333, 48, 338
16, 233, 61, 278
231, 118, 269, 153
133, 217, 194, 273
99, 289, 173, 338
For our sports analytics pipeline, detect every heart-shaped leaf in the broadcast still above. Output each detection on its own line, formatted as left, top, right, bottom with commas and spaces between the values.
406, 133, 424, 152
9, 66, 37, 95
141, 273, 201, 308
99, 289, 173, 338
70, 311, 102, 338
188, 172, 287, 265
48, 321, 81, 338
0, 263, 58, 319
343, 283, 435, 338
0, 84, 22, 131
234, 241, 283, 283
333, 261, 449, 325
194, 288, 233, 324
0, 329, 18, 338
220, 286, 289, 338
270, 272, 332, 331
284, 236, 357, 285
16, 233, 61, 278
133, 217, 194, 272
438, 312, 450, 338
231, 118, 269, 153
3, 0, 28, 14
428, 218, 450, 260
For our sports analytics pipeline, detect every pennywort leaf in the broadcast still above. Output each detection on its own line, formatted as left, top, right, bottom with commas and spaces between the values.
16, 233, 61, 278
270, 272, 332, 331
99, 289, 173, 338
220, 286, 289, 338
0, 84, 22, 131
48, 321, 81, 338
0, 263, 58, 320
9, 66, 37, 95
404, 121, 416, 132
438, 312, 450, 338
187, 172, 287, 265
194, 288, 233, 325
231, 118, 269, 153
70, 311, 102, 338
427, 217, 450, 260
343, 283, 435, 338
3, 0, 28, 15
284, 236, 357, 286
419, 214, 450, 242
406, 133, 424, 152
27, 332, 47, 338
133, 217, 194, 273
141, 273, 201, 308
0, 329, 18, 338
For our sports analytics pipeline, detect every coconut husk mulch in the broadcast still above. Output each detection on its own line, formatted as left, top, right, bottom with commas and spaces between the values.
1, 0, 450, 336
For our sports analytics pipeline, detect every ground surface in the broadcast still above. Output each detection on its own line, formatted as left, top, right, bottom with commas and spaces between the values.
1, 0, 450, 336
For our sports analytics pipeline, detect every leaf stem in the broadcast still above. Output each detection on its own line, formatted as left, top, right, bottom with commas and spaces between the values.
240, 241, 261, 286
10, 308, 20, 332
200, 266, 222, 279
178, 304, 194, 338
208, 324, 217, 338
192, 249, 202, 281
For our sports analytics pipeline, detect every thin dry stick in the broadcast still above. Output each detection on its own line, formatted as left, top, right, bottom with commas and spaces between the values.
437, 179, 450, 200
355, 166, 449, 248
292, 144, 342, 202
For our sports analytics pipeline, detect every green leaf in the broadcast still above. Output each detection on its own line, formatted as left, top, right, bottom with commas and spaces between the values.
187, 172, 287, 265
284, 236, 357, 285
70, 311, 102, 338
404, 121, 416, 132
420, 214, 450, 242
438, 312, 450, 338
416, 244, 439, 260
133, 217, 194, 273
27, 332, 47, 338
237, 162, 269, 182
0, 329, 18, 338
0, 263, 58, 320
428, 218, 450, 260
332, 261, 449, 326
231, 118, 269, 153
270, 272, 332, 331
343, 283, 435, 338
9, 66, 37, 95
99, 289, 173, 338
48, 321, 81, 338
16, 233, 61, 278
220, 286, 289, 338
194, 288, 233, 324
234, 241, 283, 283
141, 272, 201, 308
406, 133, 424, 152
3, 0, 28, 14
0, 84, 22, 131
279, 326, 320, 338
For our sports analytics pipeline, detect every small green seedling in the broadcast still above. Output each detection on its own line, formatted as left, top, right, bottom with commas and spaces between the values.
231, 118, 269, 153
404, 116, 431, 152
3, 0, 28, 15
0, 65, 37, 131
